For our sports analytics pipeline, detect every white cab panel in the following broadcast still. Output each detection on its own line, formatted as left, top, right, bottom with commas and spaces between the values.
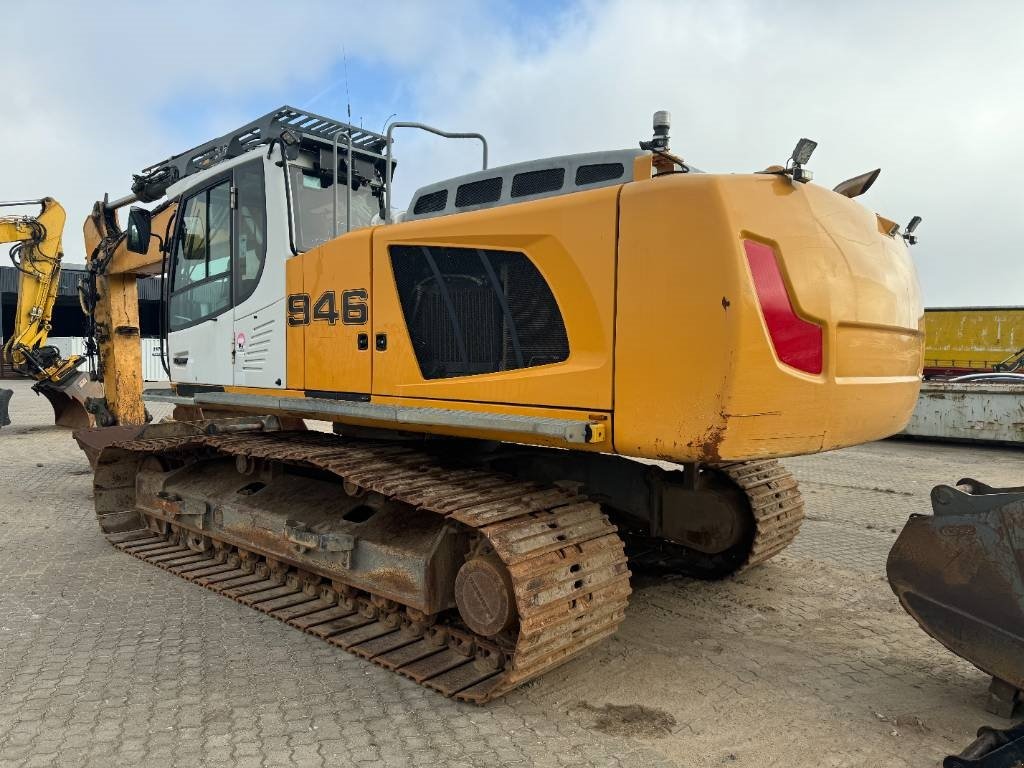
233, 298, 286, 387
168, 314, 233, 385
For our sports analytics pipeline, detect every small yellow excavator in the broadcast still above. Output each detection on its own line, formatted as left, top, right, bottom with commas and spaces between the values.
59, 106, 925, 702
0, 198, 102, 428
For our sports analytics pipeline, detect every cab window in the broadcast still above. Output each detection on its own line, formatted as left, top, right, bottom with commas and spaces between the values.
234, 161, 266, 305
168, 159, 267, 331
169, 179, 231, 330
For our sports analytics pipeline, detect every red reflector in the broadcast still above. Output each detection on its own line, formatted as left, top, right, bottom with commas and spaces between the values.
743, 239, 823, 374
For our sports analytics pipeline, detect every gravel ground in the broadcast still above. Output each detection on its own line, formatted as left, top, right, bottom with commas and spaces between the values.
0, 378, 1020, 767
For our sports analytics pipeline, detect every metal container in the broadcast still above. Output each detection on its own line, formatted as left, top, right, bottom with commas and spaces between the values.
901, 381, 1024, 444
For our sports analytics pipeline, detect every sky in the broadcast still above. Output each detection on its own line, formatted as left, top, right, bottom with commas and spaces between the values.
1, 0, 1022, 306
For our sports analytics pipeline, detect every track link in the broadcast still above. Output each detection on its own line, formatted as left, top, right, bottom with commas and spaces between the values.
94, 429, 632, 703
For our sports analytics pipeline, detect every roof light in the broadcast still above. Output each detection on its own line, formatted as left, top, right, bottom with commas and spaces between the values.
903, 215, 922, 245
790, 138, 817, 166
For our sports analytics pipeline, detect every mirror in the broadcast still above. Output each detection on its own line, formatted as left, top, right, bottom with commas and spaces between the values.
125, 206, 152, 254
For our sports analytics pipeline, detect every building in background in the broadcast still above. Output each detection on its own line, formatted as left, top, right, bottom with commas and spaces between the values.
0, 264, 166, 381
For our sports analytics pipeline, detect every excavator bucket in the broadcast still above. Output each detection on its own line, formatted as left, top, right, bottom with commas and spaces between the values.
34, 373, 104, 430
0, 388, 12, 427
73, 424, 147, 468
888, 480, 1024, 715
37, 386, 92, 429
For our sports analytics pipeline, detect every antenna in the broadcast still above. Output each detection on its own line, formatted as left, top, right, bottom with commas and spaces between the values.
331, 45, 356, 237
342, 44, 352, 125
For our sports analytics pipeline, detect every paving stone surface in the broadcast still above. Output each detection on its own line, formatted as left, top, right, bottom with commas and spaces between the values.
0, 379, 1020, 767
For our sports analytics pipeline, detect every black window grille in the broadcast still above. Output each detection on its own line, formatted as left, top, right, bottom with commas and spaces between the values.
455, 177, 503, 208
413, 189, 448, 214
389, 245, 570, 380
575, 162, 625, 186
511, 168, 565, 198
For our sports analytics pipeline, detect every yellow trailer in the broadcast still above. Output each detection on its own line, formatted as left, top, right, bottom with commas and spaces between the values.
923, 306, 1024, 376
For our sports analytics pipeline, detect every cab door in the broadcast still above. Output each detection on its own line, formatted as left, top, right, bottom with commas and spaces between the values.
167, 176, 235, 386
231, 157, 287, 389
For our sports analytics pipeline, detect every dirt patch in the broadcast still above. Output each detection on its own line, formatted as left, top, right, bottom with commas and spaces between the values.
577, 702, 677, 738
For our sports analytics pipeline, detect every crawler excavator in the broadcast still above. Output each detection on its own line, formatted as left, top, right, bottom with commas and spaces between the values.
67, 106, 926, 702
0, 198, 101, 428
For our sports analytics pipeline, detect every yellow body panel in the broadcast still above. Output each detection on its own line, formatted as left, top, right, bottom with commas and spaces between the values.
267, 172, 923, 463
292, 230, 373, 394
923, 307, 1024, 371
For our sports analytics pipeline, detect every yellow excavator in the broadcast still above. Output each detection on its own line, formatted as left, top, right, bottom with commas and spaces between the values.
0, 198, 102, 428
59, 106, 926, 702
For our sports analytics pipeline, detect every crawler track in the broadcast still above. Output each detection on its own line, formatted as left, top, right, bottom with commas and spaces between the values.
719, 459, 805, 570
94, 430, 632, 703
622, 459, 805, 578
93, 430, 804, 701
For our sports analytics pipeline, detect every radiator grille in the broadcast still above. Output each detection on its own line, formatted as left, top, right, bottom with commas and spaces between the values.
390, 245, 569, 380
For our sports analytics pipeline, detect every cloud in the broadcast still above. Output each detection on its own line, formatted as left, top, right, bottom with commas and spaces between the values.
392, 0, 1024, 306
2, 0, 1021, 305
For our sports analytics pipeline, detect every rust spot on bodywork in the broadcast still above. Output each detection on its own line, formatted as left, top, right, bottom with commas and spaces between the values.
689, 420, 726, 462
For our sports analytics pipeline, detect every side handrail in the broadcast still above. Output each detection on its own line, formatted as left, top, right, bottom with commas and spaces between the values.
383, 122, 488, 223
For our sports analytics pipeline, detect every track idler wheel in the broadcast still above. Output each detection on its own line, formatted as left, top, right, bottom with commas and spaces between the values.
454, 555, 517, 637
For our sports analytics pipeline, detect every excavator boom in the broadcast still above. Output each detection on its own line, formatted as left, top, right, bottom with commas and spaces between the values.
0, 198, 99, 428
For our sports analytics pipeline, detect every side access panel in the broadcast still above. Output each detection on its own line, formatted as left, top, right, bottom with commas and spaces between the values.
285, 230, 373, 396
370, 187, 619, 411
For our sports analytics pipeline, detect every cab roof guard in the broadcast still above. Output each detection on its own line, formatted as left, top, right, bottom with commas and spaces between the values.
130, 106, 389, 203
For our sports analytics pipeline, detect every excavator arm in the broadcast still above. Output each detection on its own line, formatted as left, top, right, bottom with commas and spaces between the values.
1, 198, 71, 375
78, 196, 176, 429
0, 198, 99, 427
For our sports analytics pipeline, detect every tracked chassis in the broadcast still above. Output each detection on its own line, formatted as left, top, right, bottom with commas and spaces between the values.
92, 423, 804, 702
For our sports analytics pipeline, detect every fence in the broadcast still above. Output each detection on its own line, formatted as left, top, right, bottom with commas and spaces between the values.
27, 337, 169, 382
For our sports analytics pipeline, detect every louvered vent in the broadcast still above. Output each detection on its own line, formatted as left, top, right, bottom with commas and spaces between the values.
511, 168, 565, 198
455, 177, 503, 208
413, 189, 448, 215
575, 162, 625, 185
